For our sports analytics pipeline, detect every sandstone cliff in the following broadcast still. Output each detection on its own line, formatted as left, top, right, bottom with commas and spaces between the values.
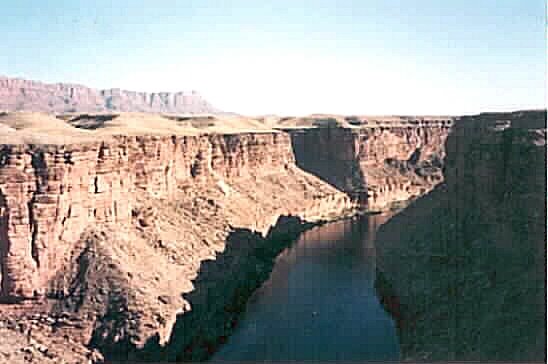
0, 112, 356, 362
0, 76, 217, 114
375, 110, 546, 361
286, 117, 452, 210
0, 131, 354, 299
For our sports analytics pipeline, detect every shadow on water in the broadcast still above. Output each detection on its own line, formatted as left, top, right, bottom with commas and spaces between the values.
209, 213, 399, 362
99, 215, 320, 362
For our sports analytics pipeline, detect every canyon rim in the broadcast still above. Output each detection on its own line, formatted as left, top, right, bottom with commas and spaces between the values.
0, 75, 544, 363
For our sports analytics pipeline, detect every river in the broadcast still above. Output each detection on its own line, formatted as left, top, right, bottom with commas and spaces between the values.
210, 213, 400, 362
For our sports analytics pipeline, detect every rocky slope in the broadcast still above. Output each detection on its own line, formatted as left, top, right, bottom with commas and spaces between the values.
375, 110, 546, 361
0, 112, 356, 362
285, 116, 452, 210
0, 76, 217, 114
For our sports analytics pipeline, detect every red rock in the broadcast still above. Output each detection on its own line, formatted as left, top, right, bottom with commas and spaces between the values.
287, 119, 452, 210
0, 131, 354, 299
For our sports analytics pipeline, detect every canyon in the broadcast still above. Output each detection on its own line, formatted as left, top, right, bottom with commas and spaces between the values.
0, 105, 544, 362
0, 111, 357, 361
0, 112, 450, 303
285, 116, 451, 210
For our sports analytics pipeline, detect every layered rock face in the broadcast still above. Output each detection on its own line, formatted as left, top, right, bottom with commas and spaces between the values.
287, 119, 452, 210
0, 132, 353, 300
0, 121, 359, 363
3, 108, 542, 362
0, 76, 217, 114
375, 110, 546, 361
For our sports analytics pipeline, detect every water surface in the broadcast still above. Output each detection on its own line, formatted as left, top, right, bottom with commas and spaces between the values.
210, 213, 400, 362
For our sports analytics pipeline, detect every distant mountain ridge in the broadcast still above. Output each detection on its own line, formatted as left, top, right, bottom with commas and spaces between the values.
0, 75, 219, 114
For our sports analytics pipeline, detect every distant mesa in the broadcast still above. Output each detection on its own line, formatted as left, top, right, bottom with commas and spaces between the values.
0, 75, 219, 114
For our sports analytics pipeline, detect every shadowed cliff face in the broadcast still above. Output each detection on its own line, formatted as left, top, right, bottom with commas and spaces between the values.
95, 216, 318, 362
287, 120, 451, 210
288, 127, 367, 199
375, 110, 547, 361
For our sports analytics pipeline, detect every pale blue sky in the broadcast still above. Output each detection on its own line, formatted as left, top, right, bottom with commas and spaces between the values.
2, 0, 546, 115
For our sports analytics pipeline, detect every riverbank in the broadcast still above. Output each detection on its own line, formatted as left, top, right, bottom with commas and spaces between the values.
210, 213, 400, 362
103, 210, 361, 362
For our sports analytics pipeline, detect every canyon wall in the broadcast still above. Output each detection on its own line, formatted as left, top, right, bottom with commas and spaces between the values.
287, 119, 452, 210
3, 109, 542, 362
375, 110, 546, 361
0, 131, 353, 300
0, 76, 217, 114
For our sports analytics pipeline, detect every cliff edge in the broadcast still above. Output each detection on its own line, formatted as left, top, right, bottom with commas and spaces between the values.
375, 110, 547, 361
0, 112, 356, 362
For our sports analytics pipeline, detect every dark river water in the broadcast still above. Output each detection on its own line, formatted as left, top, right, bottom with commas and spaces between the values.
210, 213, 400, 362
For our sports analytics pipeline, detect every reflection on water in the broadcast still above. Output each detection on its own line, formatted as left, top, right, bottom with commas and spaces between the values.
210, 213, 399, 362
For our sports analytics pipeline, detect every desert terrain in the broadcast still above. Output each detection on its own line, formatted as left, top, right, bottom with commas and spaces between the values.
0, 77, 545, 363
